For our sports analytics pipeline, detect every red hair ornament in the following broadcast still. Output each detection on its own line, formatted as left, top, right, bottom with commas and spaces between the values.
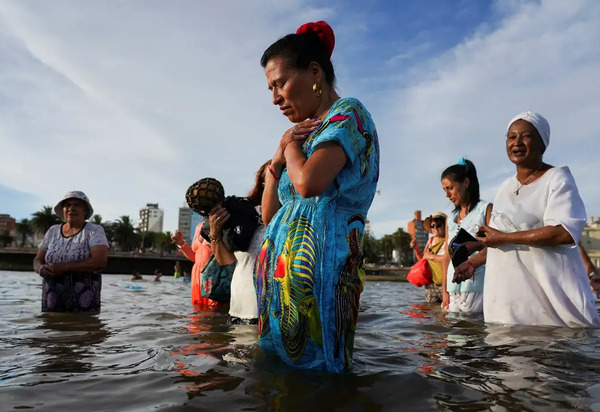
296, 20, 335, 57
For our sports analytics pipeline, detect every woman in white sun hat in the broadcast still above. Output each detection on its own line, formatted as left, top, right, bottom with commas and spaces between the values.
33, 191, 109, 312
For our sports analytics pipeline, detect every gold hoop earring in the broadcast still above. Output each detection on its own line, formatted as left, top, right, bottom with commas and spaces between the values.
313, 82, 322, 97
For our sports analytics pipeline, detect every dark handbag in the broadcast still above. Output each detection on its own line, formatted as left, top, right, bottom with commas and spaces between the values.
201, 196, 260, 252
200, 255, 236, 302
449, 228, 477, 268
407, 258, 433, 287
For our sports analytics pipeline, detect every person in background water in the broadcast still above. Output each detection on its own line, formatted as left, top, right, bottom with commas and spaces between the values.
172, 219, 222, 307
173, 261, 182, 279
207, 161, 269, 325
477, 111, 600, 327
410, 212, 447, 304
255, 21, 379, 372
153, 269, 162, 282
33, 191, 109, 312
131, 271, 143, 281
183, 271, 191, 282
441, 159, 492, 314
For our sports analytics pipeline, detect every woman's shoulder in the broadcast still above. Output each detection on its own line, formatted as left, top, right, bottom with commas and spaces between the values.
84, 222, 106, 232
544, 166, 574, 182
331, 97, 370, 116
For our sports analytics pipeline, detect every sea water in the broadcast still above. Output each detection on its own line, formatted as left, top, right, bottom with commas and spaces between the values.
1, 270, 599, 411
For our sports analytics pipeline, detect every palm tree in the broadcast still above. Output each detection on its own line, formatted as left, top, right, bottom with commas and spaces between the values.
112, 216, 138, 251
31, 206, 61, 235
92, 214, 114, 245
15, 218, 33, 247
156, 231, 175, 254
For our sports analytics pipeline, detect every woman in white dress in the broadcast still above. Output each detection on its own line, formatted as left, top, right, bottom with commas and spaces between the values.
441, 158, 492, 313
477, 111, 600, 327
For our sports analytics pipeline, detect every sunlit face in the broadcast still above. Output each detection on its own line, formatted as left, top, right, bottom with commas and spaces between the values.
441, 177, 469, 208
264, 56, 321, 123
430, 219, 446, 237
506, 119, 545, 166
62, 198, 87, 223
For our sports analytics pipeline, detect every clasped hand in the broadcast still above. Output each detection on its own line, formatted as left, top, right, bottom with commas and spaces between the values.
271, 118, 321, 169
39, 263, 69, 278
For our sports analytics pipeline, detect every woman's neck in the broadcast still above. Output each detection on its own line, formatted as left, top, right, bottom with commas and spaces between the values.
315, 89, 340, 119
64, 221, 84, 235
516, 161, 545, 182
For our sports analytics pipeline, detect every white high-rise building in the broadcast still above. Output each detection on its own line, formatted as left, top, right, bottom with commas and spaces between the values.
139, 203, 164, 233
178, 205, 193, 244
178, 205, 203, 244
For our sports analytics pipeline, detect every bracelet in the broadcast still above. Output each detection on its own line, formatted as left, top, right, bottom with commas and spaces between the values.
209, 235, 220, 244
177, 242, 186, 249
589, 271, 598, 279
268, 165, 280, 181
466, 259, 475, 269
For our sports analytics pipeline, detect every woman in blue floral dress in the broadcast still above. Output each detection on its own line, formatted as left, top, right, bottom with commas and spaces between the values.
255, 21, 379, 372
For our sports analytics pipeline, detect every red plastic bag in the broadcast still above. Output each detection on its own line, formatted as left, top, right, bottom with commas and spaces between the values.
407, 258, 433, 287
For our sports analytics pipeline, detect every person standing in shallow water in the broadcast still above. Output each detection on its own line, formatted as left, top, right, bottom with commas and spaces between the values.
475, 111, 600, 327
255, 21, 380, 372
440, 159, 492, 314
33, 191, 109, 312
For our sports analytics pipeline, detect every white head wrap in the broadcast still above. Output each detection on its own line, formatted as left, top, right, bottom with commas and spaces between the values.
507, 111, 550, 148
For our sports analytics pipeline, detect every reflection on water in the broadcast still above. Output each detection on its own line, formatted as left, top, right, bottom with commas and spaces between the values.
32, 313, 109, 374
1, 271, 599, 411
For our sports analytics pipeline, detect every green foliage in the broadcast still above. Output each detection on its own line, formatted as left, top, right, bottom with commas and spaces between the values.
31, 206, 61, 234
15, 218, 33, 247
364, 226, 414, 266
111, 216, 139, 251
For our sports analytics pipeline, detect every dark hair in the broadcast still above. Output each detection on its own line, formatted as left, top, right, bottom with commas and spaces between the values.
441, 159, 481, 214
246, 160, 271, 206
260, 32, 336, 87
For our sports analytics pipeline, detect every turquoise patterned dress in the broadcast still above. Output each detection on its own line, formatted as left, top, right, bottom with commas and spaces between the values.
254, 98, 379, 372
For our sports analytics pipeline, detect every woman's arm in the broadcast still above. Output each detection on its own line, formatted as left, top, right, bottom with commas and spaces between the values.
48, 245, 109, 275
478, 224, 574, 247
171, 230, 196, 262
284, 141, 347, 198
262, 120, 319, 225
33, 249, 54, 278
410, 237, 424, 260
261, 164, 282, 226
441, 237, 450, 309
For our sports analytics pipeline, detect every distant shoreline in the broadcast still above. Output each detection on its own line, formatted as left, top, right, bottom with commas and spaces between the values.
0, 248, 409, 280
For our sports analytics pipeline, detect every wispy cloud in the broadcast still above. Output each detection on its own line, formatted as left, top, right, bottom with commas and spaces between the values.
0, 0, 598, 236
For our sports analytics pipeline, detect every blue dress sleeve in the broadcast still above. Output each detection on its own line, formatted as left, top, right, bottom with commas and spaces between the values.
306, 99, 374, 173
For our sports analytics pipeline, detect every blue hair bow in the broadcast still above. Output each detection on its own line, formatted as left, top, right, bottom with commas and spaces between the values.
457, 157, 468, 166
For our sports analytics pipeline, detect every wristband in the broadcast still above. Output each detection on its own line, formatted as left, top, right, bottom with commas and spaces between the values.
466, 259, 475, 269
177, 242, 186, 249
589, 271, 598, 279
268, 165, 280, 181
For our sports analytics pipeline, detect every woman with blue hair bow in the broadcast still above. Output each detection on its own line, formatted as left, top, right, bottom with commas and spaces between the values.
440, 158, 492, 313
475, 111, 600, 327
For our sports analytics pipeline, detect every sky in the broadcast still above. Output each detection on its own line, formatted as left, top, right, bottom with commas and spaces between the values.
0, 0, 598, 238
